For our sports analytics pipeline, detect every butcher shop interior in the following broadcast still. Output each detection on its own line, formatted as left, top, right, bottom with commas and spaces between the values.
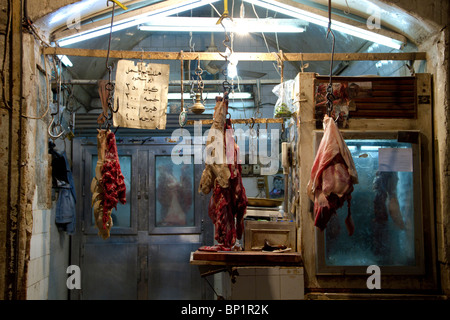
1, 0, 450, 304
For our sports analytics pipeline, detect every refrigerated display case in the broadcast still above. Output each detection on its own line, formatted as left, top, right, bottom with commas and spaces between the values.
295, 72, 437, 292
314, 132, 424, 275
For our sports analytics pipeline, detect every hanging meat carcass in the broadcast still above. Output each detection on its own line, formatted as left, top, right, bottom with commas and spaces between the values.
373, 171, 405, 229
91, 129, 127, 239
199, 96, 248, 250
198, 96, 231, 194
307, 115, 358, 235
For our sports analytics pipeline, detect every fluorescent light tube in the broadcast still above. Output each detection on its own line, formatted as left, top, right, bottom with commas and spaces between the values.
56, 0, 404, 49
243, 0, 404, 49
57, 55, 73, 67
138, 17, 306, 33
361, 146, 381, 151
57, 0, 221, 46
168, 92, 253, 100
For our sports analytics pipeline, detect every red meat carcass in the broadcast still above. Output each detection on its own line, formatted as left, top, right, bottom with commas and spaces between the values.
101, 131, 127, 230
307, 115, 358, 235
207, 118, 247, 248
200, 96, 247, 249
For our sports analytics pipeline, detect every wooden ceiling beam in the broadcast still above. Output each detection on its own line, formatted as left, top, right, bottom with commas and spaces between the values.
43, 47, 426, 61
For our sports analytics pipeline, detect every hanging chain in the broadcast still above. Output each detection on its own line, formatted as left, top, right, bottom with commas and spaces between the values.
105, 0, 118, 119
48, 57, 65, 140
326, 0, 336, 118
188, 32, 196, 100
195, 58, 204, 94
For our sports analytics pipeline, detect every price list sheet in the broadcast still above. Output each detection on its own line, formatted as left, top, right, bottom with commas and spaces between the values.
114, 60, 169, 129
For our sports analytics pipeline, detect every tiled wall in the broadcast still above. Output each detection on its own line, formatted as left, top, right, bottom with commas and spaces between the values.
27, 193, 71, 300
27, 192, 51, 299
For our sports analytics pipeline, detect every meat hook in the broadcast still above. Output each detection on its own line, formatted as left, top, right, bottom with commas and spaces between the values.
326, 0, 336, 119
48, 56, 65, 140
48, 116, 65, 140
104, 1, 120, 116
222, 80, 231, 97
105, 1, 116, 73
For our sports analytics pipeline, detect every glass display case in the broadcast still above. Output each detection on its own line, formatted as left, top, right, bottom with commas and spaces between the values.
315, 131, 425, 275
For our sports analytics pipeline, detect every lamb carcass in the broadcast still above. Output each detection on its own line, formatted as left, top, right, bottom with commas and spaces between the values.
307, 115, 358, 235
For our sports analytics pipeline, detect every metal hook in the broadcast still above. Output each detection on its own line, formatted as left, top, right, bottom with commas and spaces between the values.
222, 80, 231, 93
326, 0, 337, 119
218, 21, 232, 61
326, 84, 335, 117
48, 56, 65, 140
105, 0, 124, 86
112, 97, 119, 113
48, 116, 65, 140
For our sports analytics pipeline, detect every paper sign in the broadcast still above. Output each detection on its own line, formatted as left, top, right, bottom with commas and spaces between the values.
113, 60, 169, 129
378, 148, 413, 172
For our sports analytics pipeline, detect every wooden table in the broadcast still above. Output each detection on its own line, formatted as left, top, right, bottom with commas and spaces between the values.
190, 250, 303, 277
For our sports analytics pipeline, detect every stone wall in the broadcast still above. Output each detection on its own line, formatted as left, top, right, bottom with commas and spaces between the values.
22, 31, 71, 300
0, 0, 74, 298
419, 29, 450, 296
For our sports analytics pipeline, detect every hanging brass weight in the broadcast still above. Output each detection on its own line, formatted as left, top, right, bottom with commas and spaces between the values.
191, 91, 205, 114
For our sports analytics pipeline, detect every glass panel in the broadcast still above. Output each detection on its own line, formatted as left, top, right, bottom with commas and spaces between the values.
325, 139, 416, 266
91, 155, 132, 228
155, 156, 194, 227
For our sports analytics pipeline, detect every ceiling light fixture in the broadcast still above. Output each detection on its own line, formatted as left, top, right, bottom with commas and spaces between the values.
57, 0, 221, 47
57, 55, 73, 67
56, 0, 405, 50
243, 0, 405, 49
137, 17, 306, 33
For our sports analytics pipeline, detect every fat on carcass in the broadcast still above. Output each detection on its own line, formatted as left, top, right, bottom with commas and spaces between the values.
198, 96, 231, 194
199, 96, 247, 250
307, 115, 358, 235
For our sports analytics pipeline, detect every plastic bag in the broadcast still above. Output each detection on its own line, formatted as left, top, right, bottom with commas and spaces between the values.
273, 80, 295, 118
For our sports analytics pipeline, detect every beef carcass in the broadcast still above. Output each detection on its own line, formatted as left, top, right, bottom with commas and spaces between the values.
307, 115, 358, 235
198, 96, 231, 194
91, 129, 126, 239
199, 96, 247, 249
373, 171, 405, 229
